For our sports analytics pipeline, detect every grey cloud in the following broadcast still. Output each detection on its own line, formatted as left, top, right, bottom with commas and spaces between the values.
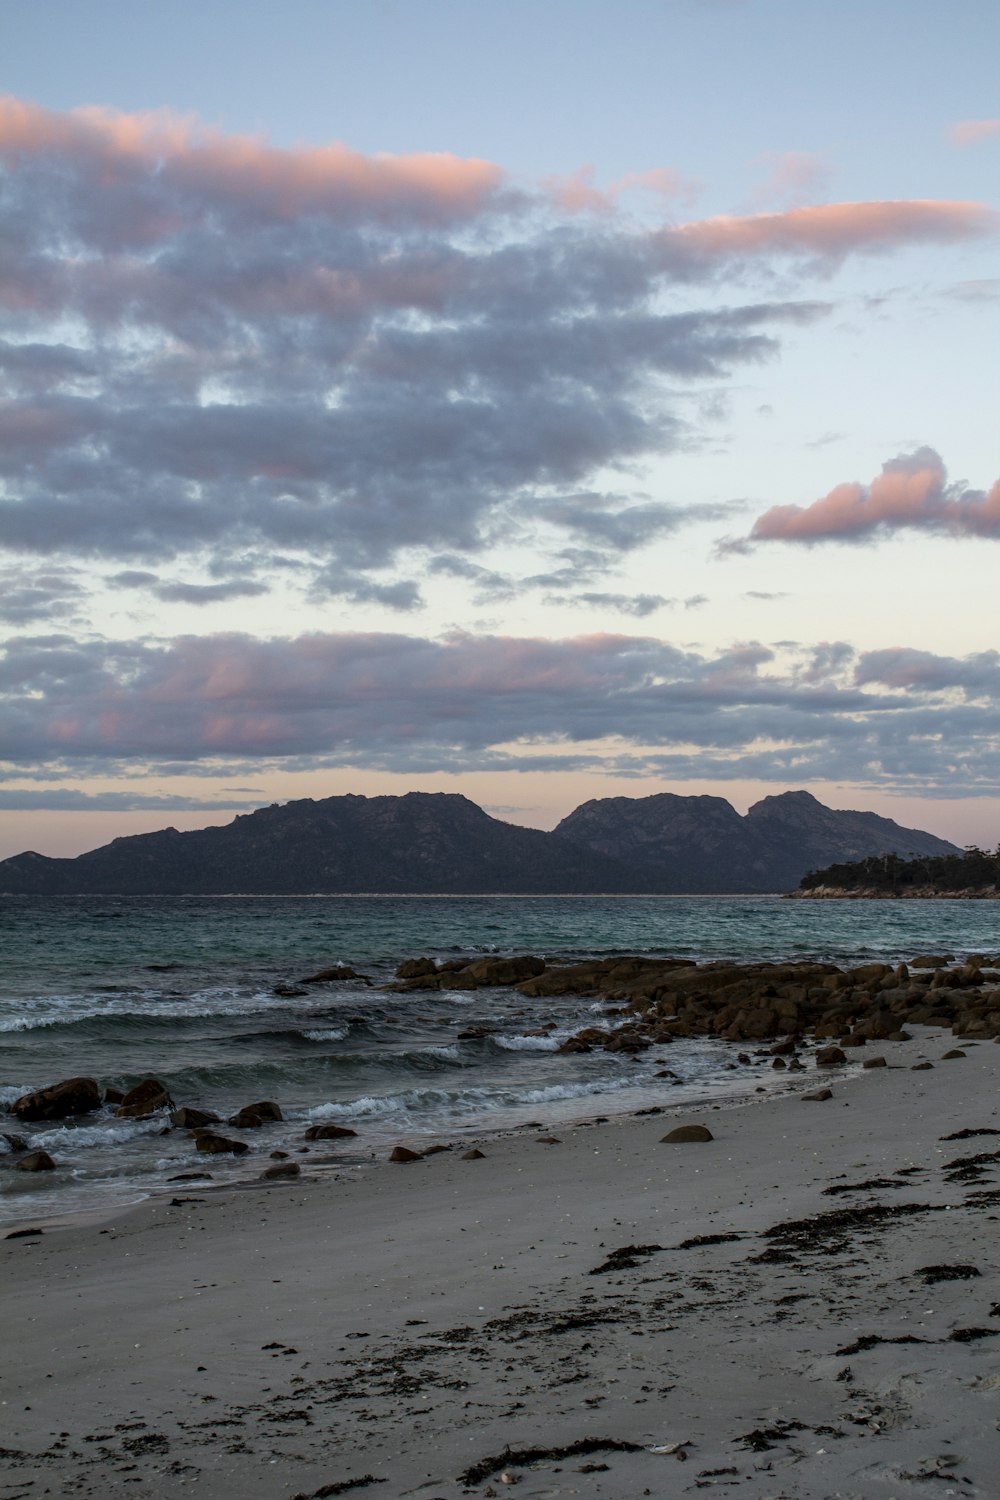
564, 592, 671, 617
0, 566, 85, 623
153, 579, 270, 605
0, 788, 260, 812
0, 112, 838, 590
3, 627, 998, 795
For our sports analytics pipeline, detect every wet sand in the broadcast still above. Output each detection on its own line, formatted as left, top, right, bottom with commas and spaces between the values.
2, 1026, 999, 1500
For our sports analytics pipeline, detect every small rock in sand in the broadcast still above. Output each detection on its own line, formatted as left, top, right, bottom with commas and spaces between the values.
801, 1088, 833, 1101
462, 1148, 486, 1160
942, 1049, 967, 1060
261, 1162, 300, 1180
389, 1146, 423, 1163
661, 1124, 714, 1143
912, 1061, 934, 1070
863, 1056, 888, 1069
815, 1046, 847, 1067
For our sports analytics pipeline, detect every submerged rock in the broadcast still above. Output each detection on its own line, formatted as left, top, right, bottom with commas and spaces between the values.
195, 1133, 249, 1155
16, 1149, 56, 1172
169, 1106, 220, 1129
303, 1123, 357, 1140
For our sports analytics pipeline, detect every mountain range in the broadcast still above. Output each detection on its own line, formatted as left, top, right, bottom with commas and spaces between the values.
0, 789, 960, 895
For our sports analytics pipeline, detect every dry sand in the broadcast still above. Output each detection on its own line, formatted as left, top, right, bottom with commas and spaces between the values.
2, 1028, 999, 1500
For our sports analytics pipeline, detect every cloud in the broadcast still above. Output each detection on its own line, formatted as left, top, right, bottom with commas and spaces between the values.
950, 119, 1000, 146
153, 579, 269, 605
0, 565, 85, 623
746, 449, 1000, 545
656, 200, 995, 274
0, 96, 991, 599
3, 627, 999, 795
0, 787, 259, 812
564, 592, 671, 617
748, 151, 832, 210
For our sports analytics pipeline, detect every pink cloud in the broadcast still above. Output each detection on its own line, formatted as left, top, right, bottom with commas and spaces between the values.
950, 118, 1000, 146
0, 95, 505, 228
749, 151, 832, 209
657, 199, 996, 268
544, 164, 695, 214
749, 449, 1000, 544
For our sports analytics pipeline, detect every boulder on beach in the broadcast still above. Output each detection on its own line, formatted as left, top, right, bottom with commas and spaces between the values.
304, 1123, 358, 1140
16, 1149, 56, 1172
116, 1079, 174, 1118
10, 1077, 102, 1122
661, 1124, 714, 1143
261, 1161, 300, 1179
389, 1145, 423, 1162
802, 1087, 834, 1101
815, 1046, 847, 1067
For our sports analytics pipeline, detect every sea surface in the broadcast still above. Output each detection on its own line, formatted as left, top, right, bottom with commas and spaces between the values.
2, 893, 997, 1228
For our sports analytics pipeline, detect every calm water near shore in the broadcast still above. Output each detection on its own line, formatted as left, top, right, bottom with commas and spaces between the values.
2, 892, 997, 1226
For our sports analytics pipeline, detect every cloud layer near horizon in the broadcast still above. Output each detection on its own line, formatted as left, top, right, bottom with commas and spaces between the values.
1, 96, 995, 609
2, 627, 998, 796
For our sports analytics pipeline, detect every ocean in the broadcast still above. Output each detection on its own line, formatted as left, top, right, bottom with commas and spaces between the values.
2, 893, 996, 1228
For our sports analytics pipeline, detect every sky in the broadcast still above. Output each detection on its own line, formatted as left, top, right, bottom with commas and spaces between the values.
1, 0, 998, 860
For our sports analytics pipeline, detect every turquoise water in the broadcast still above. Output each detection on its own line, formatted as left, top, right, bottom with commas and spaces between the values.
1, 894, 995, 1227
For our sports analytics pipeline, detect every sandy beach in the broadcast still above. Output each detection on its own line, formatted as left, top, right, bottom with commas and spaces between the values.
2, 1027, 999, 1500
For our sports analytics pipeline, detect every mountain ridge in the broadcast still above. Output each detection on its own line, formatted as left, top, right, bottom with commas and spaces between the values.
0, 788, 961, 895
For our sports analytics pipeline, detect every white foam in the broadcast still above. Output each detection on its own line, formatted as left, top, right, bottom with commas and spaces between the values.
494, 1033, 561, 1051
302, 1026, 350, 1043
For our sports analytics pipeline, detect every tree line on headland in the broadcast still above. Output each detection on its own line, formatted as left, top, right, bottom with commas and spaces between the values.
797, 846, 1000, 898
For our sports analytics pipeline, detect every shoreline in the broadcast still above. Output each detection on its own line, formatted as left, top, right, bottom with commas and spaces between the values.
3, 1025, 999, 1499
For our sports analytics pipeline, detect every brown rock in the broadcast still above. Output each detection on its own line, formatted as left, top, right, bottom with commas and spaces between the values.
661, 1124, 714, 1143
462, 1149, 486, 1160
299, 965, 362, 983
2, 1133, 29, 1153
261, 1162, 300, 1179
11, 1077, 101, 1122
911, 1061, 934, 1070
116, 1078, 173, 1118
395, 957, 438, 979
102, 1086, 125, 1105
815, 1046, 847, 1067
303, 1123, 358, 1140
863, 1056, 887, 1069
942, 1048, 967, 1059
16, 1150, 56, 1172
195, 1133, 249, 1155
228, 1101, 283, 1128
801, 1087, 833, 1101
389, 1145, 423, 1162
169, 1106, 221, 1129
422, 1143, 451, 1156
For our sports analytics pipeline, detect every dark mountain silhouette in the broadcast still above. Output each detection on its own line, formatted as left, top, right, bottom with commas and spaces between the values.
0, 792, 633, 896
553, 789, 960, 892
0, 788, 961, 896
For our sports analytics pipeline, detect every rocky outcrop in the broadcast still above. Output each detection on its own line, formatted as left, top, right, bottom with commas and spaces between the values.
10, 1077, 102, 1122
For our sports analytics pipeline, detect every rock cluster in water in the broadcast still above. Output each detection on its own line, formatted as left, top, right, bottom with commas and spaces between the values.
5, 950, 999, 1182
390, 951, 1000, 1050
